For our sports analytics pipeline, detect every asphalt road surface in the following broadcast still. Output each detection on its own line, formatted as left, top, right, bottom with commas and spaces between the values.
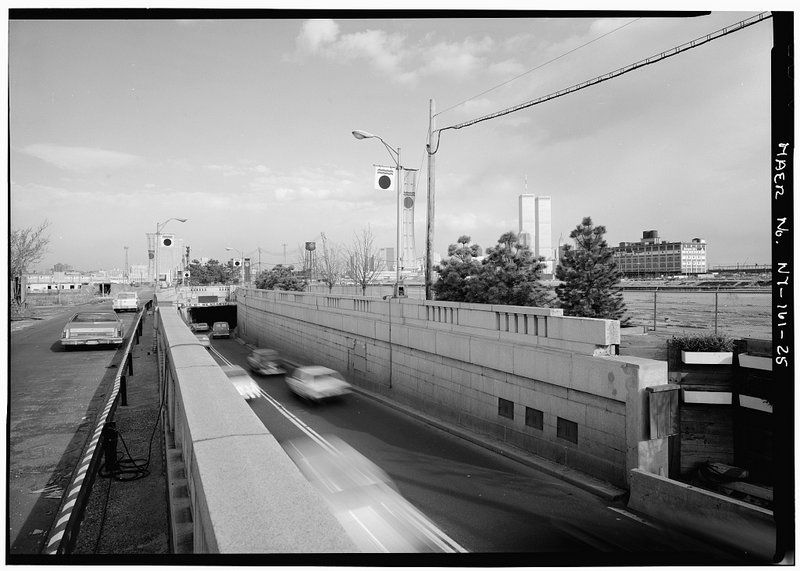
8, 300, 143, 554
209, 337, 746, 564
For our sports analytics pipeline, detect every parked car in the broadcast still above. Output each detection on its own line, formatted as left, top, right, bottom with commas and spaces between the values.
61, 311, 125, 350
285, 366, 351, 402
221, 365, 260, 400
246, 348, 285, 376
112, 291, 141, 312
190, 322, 210, 333
211, 321, 230, 338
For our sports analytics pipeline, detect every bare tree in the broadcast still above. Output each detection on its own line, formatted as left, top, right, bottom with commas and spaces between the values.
345, 226, 385, 296
11, 219, 51, 277
318, 234, 344, 293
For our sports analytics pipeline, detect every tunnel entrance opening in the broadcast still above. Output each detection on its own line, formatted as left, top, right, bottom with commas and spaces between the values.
187, 305, 238, 329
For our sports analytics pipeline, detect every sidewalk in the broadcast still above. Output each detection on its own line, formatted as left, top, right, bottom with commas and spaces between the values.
71, 313, 169, 555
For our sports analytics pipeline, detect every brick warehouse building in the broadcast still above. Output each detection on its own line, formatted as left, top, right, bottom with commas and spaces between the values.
612, 230, 707, 277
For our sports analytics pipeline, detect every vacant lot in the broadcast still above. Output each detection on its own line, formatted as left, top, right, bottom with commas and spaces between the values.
622, 291, 771, 341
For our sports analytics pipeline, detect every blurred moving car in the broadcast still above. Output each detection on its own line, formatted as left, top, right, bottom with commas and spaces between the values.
211, 321, 230, 338
194, 333, 211, 348
284, 436, 467, 553
285, 366, 351, 402
112, 291, 141, 312
190, 322, 210, 333
246, 348, 285, 376
61, 311, 125, 349
221, 365, 260, 400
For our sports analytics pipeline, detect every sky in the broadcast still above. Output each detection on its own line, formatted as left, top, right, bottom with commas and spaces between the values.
8, 9, 778, 273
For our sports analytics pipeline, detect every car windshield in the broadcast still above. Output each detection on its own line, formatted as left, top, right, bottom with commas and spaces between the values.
312, 371, 344, 382
73, 313, 118, 323
116, 293, 136, 299
214, 323, 228, 329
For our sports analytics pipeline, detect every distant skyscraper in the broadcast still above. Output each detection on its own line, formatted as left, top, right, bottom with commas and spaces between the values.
518, 184, 553, 273
518, 194, 536, 249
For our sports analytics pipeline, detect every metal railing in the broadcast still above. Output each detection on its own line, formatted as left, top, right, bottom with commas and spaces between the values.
43, 299, 153, 555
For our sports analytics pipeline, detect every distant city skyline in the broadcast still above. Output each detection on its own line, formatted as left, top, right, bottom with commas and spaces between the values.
10, 12, 775, 272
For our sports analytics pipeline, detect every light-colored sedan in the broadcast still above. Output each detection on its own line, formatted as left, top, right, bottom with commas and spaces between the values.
285, 366, 351, 402
246, 348, 285, 376
285, 436, 467, 553
61, 311, 125, 350
194, 333, 211, 348
221, 365, 261, 400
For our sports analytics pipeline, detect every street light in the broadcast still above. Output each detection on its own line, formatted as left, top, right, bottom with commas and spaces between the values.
352, 129, 402, 289
226, 246, 244, 284
155, 217, 187, 287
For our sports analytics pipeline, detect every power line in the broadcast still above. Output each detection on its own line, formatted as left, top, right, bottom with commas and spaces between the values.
436, 18, 641, 117
429, 11, 772, 154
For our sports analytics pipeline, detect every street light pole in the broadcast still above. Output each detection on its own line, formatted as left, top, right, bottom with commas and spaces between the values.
124, 246, 129, 284
155, 217, 187, 288
352, 129, 403, 290
395, 146, 401, 284
226, 246, 244, 284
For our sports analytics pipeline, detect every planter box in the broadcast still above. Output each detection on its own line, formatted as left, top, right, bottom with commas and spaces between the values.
681, 350, 733, 365
738, 353, 771, 371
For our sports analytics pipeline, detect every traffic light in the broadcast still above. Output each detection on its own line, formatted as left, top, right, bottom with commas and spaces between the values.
183, 271, 190, 279
161, 234, 175, 247
233, 259, 242, 267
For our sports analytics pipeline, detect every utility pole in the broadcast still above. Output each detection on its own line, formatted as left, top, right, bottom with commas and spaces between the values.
425, 98, 436, 301
123, 246, 129, 283
282, 243, 287, 265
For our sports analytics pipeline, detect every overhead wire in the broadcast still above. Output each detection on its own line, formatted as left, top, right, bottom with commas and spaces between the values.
436, 17, 641, 117
428, 11, 772, 155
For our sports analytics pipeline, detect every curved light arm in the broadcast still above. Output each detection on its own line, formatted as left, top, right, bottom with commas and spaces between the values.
158, 217, 188, 232
352, 130, 400, 167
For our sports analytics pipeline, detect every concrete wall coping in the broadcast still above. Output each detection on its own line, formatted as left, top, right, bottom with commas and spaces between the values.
245, 287, 619, 348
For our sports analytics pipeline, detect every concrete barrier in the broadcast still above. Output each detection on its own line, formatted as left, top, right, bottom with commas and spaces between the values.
155, 297, 356, 553
628, 468, 776, 561
236, 288, 668, 488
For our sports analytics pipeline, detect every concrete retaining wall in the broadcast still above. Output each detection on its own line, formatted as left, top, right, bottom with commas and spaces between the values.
628, 468, 776, 561
155, 298, 356, 553
236, 288, 669, 488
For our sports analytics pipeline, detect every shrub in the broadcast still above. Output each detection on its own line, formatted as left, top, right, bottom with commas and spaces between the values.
667, 334, 735, 353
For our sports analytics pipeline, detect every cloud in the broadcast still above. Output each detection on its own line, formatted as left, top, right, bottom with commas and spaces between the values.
292, 21, 501, 85
296, 19, 340, 53
20, 144, 142, 172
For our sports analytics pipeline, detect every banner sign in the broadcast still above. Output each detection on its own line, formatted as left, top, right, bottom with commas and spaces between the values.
374, 165, 395, 191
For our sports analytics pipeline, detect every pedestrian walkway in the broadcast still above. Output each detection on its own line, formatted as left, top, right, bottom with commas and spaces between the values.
71, 311, 169, 555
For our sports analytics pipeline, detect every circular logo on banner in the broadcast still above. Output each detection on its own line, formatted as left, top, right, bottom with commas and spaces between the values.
404, 196, 414, 209
163, 237, 173, 247
378, 175, 392, 189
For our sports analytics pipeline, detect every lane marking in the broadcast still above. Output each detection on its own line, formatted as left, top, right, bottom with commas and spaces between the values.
607, 507, 657, 528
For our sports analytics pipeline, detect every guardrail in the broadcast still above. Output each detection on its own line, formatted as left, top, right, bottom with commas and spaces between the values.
44, 300, 152, 555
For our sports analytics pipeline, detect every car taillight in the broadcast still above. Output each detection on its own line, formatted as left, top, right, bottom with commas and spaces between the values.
62, 330, 68, 339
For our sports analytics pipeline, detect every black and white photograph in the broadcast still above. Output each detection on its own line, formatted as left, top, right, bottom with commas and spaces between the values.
7, 6, 794, 565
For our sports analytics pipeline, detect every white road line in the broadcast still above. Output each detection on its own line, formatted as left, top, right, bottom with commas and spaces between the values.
608, 507, 657, 528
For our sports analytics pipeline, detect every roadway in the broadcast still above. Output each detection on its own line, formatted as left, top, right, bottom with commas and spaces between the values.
8, 298, 146, 554
207, 337, 745, 563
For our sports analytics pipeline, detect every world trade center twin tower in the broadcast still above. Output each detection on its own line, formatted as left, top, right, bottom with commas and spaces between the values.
518, 193, 554, 275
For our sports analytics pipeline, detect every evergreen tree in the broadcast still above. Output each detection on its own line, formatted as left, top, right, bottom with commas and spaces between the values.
555, 217, 628, 322
474, 231, 550, 307
254, 264, 307, 291
433, 232, 550, 307
432, 235, 482, 302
